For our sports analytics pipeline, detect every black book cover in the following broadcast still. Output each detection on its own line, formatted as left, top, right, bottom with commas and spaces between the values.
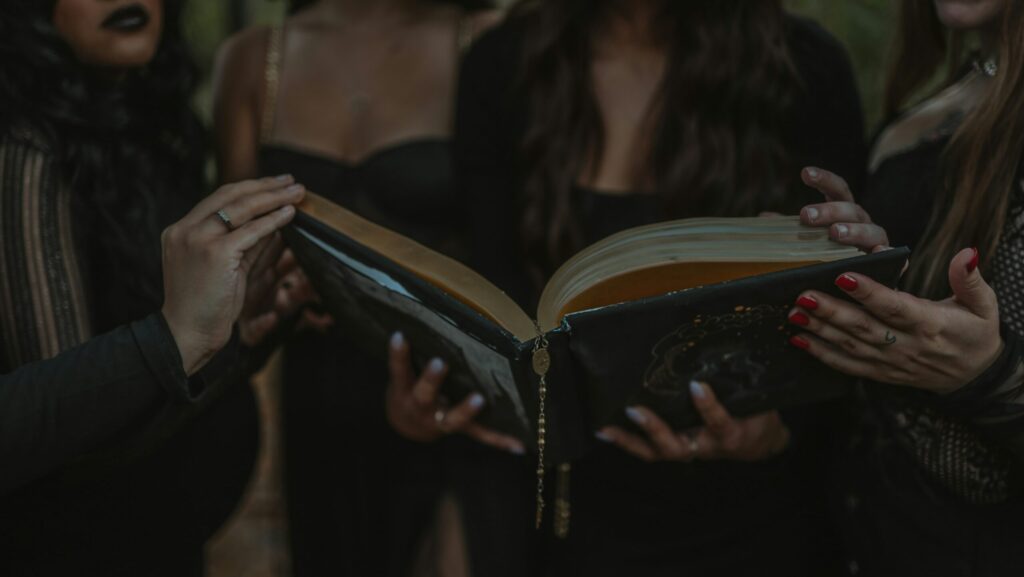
284, 211, 909, 465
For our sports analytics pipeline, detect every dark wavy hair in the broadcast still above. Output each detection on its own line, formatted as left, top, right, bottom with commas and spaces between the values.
512, 0, 800, 283
288, 0, 493, 15
0, 0, 205, 321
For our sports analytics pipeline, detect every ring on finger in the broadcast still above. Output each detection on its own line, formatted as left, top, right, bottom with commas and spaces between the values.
215, 209, 235, 232
688, 435, 699, 455
434, 409, 449, 432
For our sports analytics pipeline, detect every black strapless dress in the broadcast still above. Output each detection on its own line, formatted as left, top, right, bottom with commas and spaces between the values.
260, 140, 466, 577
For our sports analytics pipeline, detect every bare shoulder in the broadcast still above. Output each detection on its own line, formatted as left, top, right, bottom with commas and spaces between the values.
213, 25, 274, 98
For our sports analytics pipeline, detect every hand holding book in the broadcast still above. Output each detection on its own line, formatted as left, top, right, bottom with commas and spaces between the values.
596, 381, 790, 463
799, 166, 890, 253
386, 332, 526, 455
790, 247, 1005, 394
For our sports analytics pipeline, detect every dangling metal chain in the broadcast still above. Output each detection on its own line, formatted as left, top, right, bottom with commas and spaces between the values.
531, 323, 551, 529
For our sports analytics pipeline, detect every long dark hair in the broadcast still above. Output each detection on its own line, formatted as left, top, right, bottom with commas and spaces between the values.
288, 0, 493, 15
0, 0, 205, 318
885, 0, 1024, 298
513, 0, 800, 283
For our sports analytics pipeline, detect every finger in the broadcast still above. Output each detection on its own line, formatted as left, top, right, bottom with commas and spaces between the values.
789, 333, 909, 384
442, 393, 486, 432
387, 332, 414, 390
689, 382, 738, 440
464, 422, 526, 455
242, 311, 279, 346
801, 201, 869, 227
183, 175, 294, 227
244, 230, 285, 277
200, 184, 305, 239
788, 305, 893, 363
225, 204, 297, 255
792, 292, 905, 353
689, 428, 722, 460
595, 427, 658, 462
299, 309, 334, 332
828, 223, 889, 251
831, 273, 921, 330
625, 406, 689, 460
275, 248, 299, 276
948, 247, 999, 320
801, 167, 853, 203
411, 357, 447, 408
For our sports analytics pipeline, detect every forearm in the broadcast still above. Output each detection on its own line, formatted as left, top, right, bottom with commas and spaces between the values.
0, 314, 187, 493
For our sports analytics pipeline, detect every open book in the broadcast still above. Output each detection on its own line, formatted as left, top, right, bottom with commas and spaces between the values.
284, 193, 908, 463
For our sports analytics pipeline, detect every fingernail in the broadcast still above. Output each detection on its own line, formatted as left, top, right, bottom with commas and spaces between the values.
806, 167, 820, 180
625, 407, 646, 426
275, 174, 292, 182
278, 205, 295, 216
689, 380, 706, 399
789, 312, 810, 326
805, 207, 819, 222
834, 224, 849, 239
789, 335, 810, 350
967, 247, 980, 273
390, 332, 405, 349
797, 295, 819, 310
285, 184, 304, 194
468, 393, 485, 409
595, 430, 613, 442
428, 358, 445, 373
509, 444, 526, 456
836, 274, 858, 292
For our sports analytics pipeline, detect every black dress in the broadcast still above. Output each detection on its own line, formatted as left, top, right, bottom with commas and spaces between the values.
260, 141, 463, 577
0, 127, 261, 576
836, 123, 1024, 576
453, 14, 866, 577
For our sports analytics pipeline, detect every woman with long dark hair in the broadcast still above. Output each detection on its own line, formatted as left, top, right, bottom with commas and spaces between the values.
0, 0, 307, 574
213, 1, 508, 574
446, 0, 870, 574
789, 0, 1024, 573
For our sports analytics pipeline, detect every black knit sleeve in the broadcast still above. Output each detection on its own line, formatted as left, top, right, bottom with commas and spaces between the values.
0, 132, 233, 493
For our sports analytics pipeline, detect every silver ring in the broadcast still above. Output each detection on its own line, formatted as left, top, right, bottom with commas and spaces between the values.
688, 435, 699, 454
881, 330, 897, 347
434, 409, 448, 432
215, 209, 234, 231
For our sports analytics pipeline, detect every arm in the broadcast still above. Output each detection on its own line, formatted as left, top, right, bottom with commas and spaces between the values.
0, 134, 303, 490
213, 26, 268, 183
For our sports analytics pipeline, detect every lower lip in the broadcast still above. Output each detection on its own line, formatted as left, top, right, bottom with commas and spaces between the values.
102, 14, 150, 33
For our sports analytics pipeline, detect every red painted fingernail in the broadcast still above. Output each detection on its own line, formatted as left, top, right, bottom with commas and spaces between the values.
836, 274, 859, 291
789, 312, 810, 326
796, 295, 819, 310
789, 335, 810, 350
967, 247, 979, 273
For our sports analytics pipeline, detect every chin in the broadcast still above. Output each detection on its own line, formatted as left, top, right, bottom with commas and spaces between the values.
81, 36, 160, 68
933, 0, 1005, 30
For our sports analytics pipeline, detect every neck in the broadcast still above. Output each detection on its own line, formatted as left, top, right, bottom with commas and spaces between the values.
598, 0, 665, 47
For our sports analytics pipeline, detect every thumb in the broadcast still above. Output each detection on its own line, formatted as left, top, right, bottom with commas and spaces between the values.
948, 248, 998, 319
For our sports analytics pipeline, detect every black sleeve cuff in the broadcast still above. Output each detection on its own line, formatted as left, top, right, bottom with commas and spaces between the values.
130, 313, 193, 403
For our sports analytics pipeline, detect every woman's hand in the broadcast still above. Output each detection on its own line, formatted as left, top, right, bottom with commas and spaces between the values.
386, 332, 525, 455
800, 167, 889, 253
597, 382, 790, 462
789, 248, 1004, 394
161, 175, 305, 375
238, 248, 334, 346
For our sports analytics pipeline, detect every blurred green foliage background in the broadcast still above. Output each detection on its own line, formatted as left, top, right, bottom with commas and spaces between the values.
184, 0, 899, 131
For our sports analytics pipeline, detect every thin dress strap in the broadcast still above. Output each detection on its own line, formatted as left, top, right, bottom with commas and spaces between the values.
261, 25, 284, 144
